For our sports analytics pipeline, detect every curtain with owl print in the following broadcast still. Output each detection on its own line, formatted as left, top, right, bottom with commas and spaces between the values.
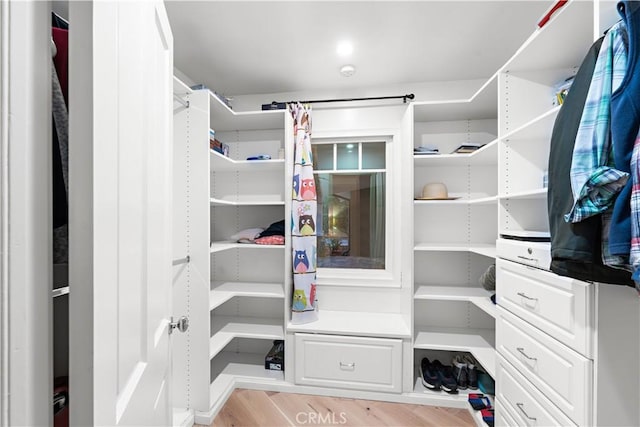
290, 103, 319, 324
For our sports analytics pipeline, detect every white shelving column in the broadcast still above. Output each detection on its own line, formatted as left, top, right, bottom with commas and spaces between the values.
411, 76, 499, 397
200, 94, 288, 424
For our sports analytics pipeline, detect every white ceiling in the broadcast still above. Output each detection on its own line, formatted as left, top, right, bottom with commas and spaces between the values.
165, 1, 552, 97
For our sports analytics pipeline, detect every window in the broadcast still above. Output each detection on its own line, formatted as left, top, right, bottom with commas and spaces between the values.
312, 140, 386, 270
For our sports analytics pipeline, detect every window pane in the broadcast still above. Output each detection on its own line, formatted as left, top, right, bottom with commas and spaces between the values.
316, 173, 385, 269
362, 142, 385, 169
312, 144, 334, 170
336, 143, 358, 170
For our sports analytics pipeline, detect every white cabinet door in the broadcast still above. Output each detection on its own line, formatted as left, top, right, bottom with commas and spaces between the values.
69, 1, 174, 425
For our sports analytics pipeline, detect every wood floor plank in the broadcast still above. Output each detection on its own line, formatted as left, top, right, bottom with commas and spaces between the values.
208, 389, 475, 427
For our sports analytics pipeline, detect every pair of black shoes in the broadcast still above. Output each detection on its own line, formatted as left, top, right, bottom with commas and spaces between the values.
420, 358, 458, 393
452, 354, 479, 390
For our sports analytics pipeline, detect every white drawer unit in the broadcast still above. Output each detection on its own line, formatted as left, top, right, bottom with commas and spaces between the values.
496, 258, 594, 357
495, 400, 520, 427
496, 355, 576, 427
294, 333, 402, 393
496, 238, 552, 271
496, 307, 592, 426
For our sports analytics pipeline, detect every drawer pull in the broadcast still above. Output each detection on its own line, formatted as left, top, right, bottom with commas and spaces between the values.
516, 347, 537, 361
516, 403, 537, 421
517, 255, 538, 263
517, 292, 538, 302
339, 362, 355, 369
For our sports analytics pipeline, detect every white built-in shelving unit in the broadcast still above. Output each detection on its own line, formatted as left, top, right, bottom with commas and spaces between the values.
173, 81, 291, 422
410, 73, 499, 387
170, 3, 640, 424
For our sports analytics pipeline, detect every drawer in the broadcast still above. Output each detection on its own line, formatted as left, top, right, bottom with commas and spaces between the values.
496, 258, 594, 357
495, 400, 520, 427
294, 333, 402, 393
497, 307, 592, 426
497, 238, 551, 271
497, 355, 577, 427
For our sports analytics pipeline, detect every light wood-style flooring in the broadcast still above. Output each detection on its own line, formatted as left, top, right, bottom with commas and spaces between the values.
206, 388, 475, 427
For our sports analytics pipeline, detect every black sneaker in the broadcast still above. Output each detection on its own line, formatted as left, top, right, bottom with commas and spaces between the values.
452, 355, 468, 390
432, 360, 458, 394
463, 354, 479, 390
420, 358, 441, 390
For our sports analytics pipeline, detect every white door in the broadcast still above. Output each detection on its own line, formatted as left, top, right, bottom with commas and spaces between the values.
69, 1, 174, 425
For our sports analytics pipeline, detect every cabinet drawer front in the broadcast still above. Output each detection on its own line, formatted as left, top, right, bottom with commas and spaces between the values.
495, 400, 521, 427
497, 238, 551, 270
497, 355, 577, 427
497, 307, 592, 426
294, 333, 402, 393
496, 258, 593, 356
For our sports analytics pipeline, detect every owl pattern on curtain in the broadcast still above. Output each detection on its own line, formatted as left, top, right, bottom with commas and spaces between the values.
290, 103, 319, 324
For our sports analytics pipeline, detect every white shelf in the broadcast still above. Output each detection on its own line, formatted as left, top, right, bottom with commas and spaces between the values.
501, 0, 592, 73
172, 75, 193, 96
210, 241, 285, 253
499, 188, 547, 200
501, 106, 560, 142
468, 196, 498, 206
210, 196, 285, 206
210, 149, 285, 172
287, 310, 411, 339
52, 286, 69, 298
414, 286, 496, 319
210, 281, 284, 311
210, 352, 285, 409
414, 243, 496, 259
414, 195, 497, 206
414, 327, 496, 378
414, 139, 498, 167
209, 316, 284, 360
413, 76, 497, 122
412, 377, 488, 401
209, 91, 285, 132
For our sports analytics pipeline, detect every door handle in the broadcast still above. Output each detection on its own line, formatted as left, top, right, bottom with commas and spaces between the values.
169, 316, 189, 334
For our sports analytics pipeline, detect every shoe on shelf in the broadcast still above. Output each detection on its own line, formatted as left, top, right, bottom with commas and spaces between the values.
462, 354, 479, 390
452, 355, 469, 390
420, 358, 441, 390
432, 360, 458, 394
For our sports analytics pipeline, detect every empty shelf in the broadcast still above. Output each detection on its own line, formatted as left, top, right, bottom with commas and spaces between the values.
210, 281, 284, 310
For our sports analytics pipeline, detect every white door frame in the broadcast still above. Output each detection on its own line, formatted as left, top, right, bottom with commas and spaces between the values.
0, 1, 53, 425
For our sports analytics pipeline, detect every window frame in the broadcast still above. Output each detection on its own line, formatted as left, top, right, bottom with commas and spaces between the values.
311, 132, 400, 288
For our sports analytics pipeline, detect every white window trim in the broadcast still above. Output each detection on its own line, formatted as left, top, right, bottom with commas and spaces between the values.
312, 130, 401, 288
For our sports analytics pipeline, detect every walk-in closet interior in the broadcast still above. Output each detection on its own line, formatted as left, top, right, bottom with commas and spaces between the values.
3, 1, 640, 426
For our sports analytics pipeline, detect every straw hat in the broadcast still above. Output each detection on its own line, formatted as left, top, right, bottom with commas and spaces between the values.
415, 182, 459, 200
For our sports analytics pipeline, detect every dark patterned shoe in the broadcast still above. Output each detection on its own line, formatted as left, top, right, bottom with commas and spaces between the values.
420, 358, 441, 390
432, 360, 458, 394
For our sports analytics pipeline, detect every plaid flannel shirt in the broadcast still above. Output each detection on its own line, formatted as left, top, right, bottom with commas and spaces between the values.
565, 21, 629, 224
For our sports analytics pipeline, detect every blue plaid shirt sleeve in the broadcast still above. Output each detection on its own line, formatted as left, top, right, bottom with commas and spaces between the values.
565, 21, 630, 224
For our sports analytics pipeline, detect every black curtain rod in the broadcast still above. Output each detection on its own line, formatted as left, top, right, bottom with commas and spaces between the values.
274, 93, 415, 106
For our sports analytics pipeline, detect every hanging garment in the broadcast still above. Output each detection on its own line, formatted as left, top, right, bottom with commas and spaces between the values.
52, 59, 69, 264
548, 34, 634, 286
611, 1, 640, 265
564, 20, 628, 224
290, 103, 318, 324
52, 27, 68, 105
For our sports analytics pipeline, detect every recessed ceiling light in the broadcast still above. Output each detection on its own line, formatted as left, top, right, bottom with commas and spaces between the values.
336, 40, 353, 57
340, 64, 356, 77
